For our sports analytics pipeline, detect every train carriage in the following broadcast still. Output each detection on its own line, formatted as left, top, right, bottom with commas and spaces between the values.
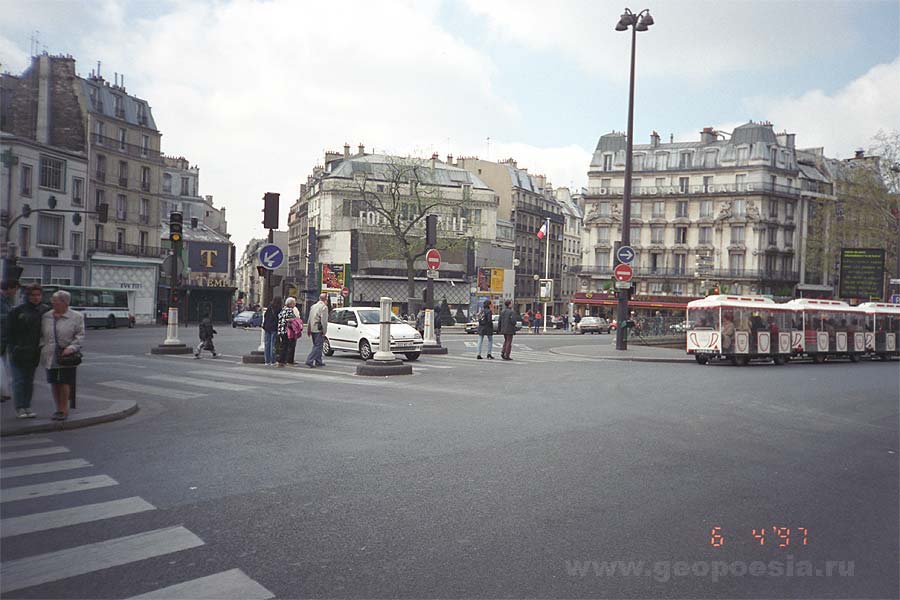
782, 299, 866, 363
686, 295, 793, 366
857, 302, 900, 360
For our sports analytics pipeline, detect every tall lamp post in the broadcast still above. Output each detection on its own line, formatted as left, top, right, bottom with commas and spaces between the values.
614, 7, 654, 351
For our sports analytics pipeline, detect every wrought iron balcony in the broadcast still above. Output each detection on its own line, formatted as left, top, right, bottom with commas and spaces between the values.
88, 239, 165, 258
91, 134, 162, 162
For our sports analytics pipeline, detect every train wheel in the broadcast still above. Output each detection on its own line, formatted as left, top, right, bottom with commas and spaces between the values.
735, 355, 750, 366
813, 354, 826, 364
879, 353, 889, 361
849, 353, 860, 363
773, 355, 786, 365
695, 355, 709, 365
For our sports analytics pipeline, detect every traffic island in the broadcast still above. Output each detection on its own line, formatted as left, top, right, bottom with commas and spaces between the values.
151, 308, 194, 355
420, 343, 448, 355
356, 357, 413, 376
242, 351, 265, 364
151, 343, 193, 355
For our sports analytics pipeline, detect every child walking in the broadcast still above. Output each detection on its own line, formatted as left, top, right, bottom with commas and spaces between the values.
194, 312, 219, 358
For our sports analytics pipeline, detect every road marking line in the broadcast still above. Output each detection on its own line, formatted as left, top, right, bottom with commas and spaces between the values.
1, 475, 118, 503
99, 381, 205, 399
0, 525, 204, 593
127, 568, 274, 599
1, 446, 70, 462
142, 374, 254, 392
1, 437, 54, 448
1, 496, 155, 538
1, 459, 92, 480
190, 371, 296, 385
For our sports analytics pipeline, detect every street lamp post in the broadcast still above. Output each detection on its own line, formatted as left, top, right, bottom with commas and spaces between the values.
614, 7, 654, 351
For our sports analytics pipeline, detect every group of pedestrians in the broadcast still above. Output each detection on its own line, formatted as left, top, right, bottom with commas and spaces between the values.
475, 299, 520, 361
256, 293, 330, 368
1, 281, 85, 421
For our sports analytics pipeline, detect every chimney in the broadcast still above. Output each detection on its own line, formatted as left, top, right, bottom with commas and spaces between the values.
431, 153, 438, 169
325, 150, 341, 166
36, 55, 51, 144
700, 127, 717, 144
446, 154, 453, 165
343, 143, 350, 160
776, 132, 796, 148
358, 143, 365, 155
650, 131, 660, 147
670, 133, 674, 144
854, 149, 865, 159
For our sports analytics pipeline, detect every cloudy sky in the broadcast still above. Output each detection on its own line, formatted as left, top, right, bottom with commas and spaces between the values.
1, 0, 898, 253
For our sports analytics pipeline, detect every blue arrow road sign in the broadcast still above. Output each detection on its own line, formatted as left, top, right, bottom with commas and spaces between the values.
258, 244, 284, 270
616, 245, 635, 264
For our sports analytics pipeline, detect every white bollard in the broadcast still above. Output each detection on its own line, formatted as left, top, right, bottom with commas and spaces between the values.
257, 307, 266, 352
423, 309, 436, 345
163, 307, 181, 345
374, 296, 395, 361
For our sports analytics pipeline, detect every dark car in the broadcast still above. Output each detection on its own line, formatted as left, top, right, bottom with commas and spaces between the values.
577, 316, 611, 334
232, 310, 262, 328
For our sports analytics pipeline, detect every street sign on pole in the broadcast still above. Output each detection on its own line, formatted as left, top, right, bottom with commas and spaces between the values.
616, 245, 635, 265
890, 278, 900, 285
258, 244, 284, 270
613, 263, 633, 282
426, 248, 441, 270
890, 294, 900, 304
426, 269, 439, 279
614, 281, 632, 289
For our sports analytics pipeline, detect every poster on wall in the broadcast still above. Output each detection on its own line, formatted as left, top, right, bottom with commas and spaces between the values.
321, 264, 346, 291
477, 267, 504, 294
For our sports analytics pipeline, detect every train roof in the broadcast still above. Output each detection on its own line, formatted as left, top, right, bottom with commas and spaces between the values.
857, 302, 900, 314
687, 295, 784, 310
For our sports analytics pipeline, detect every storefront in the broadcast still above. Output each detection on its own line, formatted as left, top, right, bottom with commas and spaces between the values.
572, 292, 698, 319
89, 254, 163, 324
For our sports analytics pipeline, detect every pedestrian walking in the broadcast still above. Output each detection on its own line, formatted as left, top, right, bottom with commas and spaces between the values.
262, 296, 283, 365
305, 293, 329, 367
498, 299, 519, 360
476, 299, 495, 359
524, 310, 531, 333
276, 297, 301, 367
40, 290, 84, 421
533, 310, 542, 334
0, 279, 18, 402
8, 284, 47, 418
194, 312, 219, 358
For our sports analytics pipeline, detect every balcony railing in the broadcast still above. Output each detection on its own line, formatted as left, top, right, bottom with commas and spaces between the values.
118, 177, 128, 188
95, 171, 106, 182
88, 239, 165, 257
571, 265, 800, 281
585, 181, 803, 199
141, 181, 151, 192
139, 214, 150, 224
91, 134, 162, 161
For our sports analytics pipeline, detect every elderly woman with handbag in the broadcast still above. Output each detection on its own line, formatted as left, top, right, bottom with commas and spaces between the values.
40, 290, 85, 421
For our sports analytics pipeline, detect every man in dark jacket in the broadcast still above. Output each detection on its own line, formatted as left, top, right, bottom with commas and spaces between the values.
476, 299, 495, 359
498, 299, 519, 360
195, 313, 219, 358
7, 284, 47, 417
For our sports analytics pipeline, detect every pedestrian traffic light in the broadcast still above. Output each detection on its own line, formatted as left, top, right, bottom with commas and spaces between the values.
97, 203, 108, 223
169, 212, 183, 243
256, 265, 266, 277
170, 289, 180, 306
263, 192, 280, 229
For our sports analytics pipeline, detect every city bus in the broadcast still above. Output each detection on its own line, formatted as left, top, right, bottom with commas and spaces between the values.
41, 285, 133, 329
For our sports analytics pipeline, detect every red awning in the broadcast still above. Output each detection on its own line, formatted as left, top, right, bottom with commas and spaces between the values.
574, 298, 691, 310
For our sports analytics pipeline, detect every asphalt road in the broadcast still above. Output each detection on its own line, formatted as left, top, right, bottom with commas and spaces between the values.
1, 325, 897, 599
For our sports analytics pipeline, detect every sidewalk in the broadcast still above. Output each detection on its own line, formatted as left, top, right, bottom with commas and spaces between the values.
549, 341, 692, 363
0, 392, 138, 437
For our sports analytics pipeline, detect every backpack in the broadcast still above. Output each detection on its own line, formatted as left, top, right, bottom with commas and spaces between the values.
286, 318, 304, 340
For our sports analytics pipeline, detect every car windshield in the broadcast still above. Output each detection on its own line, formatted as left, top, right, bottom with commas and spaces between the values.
582, 317, 598, 323
357, 310, 403, 325
239, 311, 256, 318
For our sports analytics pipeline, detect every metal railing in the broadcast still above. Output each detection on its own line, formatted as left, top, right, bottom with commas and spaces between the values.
92, 134, 162, 161
571, 265, 799, 281
88, 239, 165, 257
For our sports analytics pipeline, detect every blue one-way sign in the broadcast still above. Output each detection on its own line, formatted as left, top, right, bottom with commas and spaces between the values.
258, 244, 284, 270
616, 245, 635, 264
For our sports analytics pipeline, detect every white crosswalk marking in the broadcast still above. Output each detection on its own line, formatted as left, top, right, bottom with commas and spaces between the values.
189, 370, 297, 385
142, 374, 254, 392
1, 475, 118, 503
1, 497, 155, 538
1, 458, 92, 480
0, 526, 205, 593
0, 437, 54, 448
128, 568, 274, 599
99, 381, 205, 399
1, 446, 70, 462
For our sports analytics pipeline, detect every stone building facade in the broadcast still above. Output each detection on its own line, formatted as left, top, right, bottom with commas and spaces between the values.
555, 186, 584, 305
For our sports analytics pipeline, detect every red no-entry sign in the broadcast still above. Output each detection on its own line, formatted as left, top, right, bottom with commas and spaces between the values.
613, 263, 633, 282
426, 248, 441, 270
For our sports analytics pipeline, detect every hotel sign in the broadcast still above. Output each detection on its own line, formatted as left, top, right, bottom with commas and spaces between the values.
590, 183, 755, 196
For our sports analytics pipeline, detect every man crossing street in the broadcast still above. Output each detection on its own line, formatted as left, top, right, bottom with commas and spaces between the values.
305, 293, 329, 368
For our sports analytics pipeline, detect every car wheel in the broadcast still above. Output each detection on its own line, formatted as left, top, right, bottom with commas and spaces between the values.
106, 315, 116, 329
322, 337, 335, 356
579, 331, 585, 335
359, 339, 373, 361
813, 353, 826, 364
232, 323, 237, 328
405, 352, 420, 361
773, 355, 787, 365
695, 355, 709, 365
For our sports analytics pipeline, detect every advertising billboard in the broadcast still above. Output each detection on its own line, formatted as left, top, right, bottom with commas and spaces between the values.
839, 248, 885, 300
321, 263, 346, 291
477, 267, 504, 294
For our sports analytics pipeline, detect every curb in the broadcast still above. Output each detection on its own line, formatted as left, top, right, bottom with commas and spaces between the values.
548, 347, 692, 364
1, 400, 139, 437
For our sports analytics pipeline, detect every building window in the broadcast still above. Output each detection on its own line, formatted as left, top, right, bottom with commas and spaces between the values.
699, 226, 712, 244
139, 231, 148, 253
114, 95, 124, 117
704, 151, 717, 168
96, 120, 105, 140
782, 256, 792, 274
733, 199, 746, 217
140, 198, 150, 224
600, 178, 611, 190
630, 226, 641, 242
116, 194, 127, 220
603, 154, 613, 171
595, 250, 609, 269
21, 164, 33, 196
736, 147, 749, 166
700, 199, 713, 218
96, 154, 106, 179
632, 178, 641, 193
181, 177, 190, 196
649, 253, 662, 273
654, 177, 665, 190
18, 226, 30, 257
674, 254, 686, 274
37, 213, 64, 247
675, 200, 688, 218
786, 201, 795, 221
769, 200, 778, 218
118, 160, 128, 186
655, 153, 668, 170
141, 135, 149, 157
730, 226, 745, 244
679, 152, 692, 168
735, 173, 747, 191
702, 175, 713, 191
163, 173, 172, 194
768, 227, 778, 246
598, 202, 610, 217
71, 231, 82, 258
39, 155, 65, 190
95, 188, 105, 210
632, 202, 641, 218
675, 226, 688, 244
141, 166, 151, 190
651, 225, 665, 244
652, 201, 665, 218
650, 281, 664, 293
729, 252, 744, 274
678, 177, 689, 193
634, 154, 644, 171
598, 227, 610, 243
116, 229, 126, 251
118, 128, 127, 150
765, 254, 778, 274
72, 177, 84, 206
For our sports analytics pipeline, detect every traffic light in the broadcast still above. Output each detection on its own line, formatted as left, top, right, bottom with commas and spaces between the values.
97, 203, 108, 223
170, 289, 180, 306
263, 192, 280, 229
256, 265, 266, 277
169, 212, 183, 243
22, 203, 31, 218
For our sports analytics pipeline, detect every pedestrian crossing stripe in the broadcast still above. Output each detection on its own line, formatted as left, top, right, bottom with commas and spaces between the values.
1, 458, 92, 480
1, 497, 155, 538
128, 568, 274, 599
142, 374, 254, 392
462, 341, 533, 351
1, 446, 70, 462
1, 474, 118, 503
99, 381, 205, 399
0, 437, 54, 448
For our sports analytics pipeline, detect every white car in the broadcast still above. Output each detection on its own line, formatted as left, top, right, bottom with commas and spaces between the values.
323, 307, 424, 361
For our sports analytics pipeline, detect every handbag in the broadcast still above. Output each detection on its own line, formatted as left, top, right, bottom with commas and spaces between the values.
54, 316, 83, 367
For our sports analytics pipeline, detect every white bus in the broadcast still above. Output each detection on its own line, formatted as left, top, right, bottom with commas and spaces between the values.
42, 285, 133, 329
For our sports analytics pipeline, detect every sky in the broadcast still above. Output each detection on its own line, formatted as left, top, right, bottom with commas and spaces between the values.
1, 0, 898, 255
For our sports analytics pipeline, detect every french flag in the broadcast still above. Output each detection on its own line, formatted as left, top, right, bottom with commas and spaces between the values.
536, 220, 548, 240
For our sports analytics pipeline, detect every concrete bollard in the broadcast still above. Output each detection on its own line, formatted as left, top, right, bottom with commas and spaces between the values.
356, 296, 412, 375
374, 296, 395, 361
151, 307, 192, 354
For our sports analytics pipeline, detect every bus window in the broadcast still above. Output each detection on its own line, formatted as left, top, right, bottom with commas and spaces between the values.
687, 307, 717, 329
114, 291, 128, 308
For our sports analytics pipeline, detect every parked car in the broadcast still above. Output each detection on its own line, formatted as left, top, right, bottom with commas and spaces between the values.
669, 320, 692, 333
323, 307, 423, 361
465, 314, 523, 334
577, 316, 611, 334
232, 310, 263, 328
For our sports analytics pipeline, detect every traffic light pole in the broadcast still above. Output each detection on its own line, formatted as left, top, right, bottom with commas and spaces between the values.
152, 212, 192, 354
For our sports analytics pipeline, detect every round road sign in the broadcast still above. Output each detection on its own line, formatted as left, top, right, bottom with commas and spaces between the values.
426, 248, 441, 270
341, 287, 350, 297
613, 263, 633, 282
